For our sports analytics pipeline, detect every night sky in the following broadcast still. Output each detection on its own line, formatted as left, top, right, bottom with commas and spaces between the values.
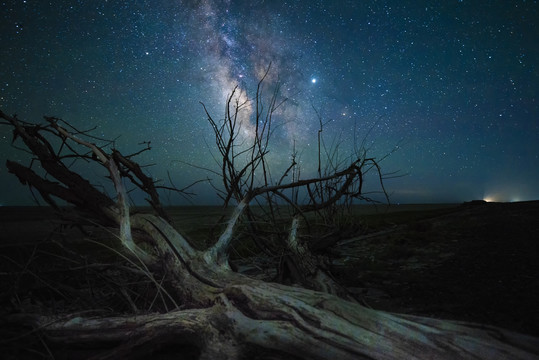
1, 0, 538, 206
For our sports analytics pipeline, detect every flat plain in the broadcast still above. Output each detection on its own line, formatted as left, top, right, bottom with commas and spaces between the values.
1, 201, 538, 338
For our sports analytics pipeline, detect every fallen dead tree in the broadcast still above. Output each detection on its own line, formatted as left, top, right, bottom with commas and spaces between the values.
2, 80, 539, 359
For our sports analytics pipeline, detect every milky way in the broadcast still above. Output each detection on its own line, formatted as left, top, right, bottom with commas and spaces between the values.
1, 0, 537, 205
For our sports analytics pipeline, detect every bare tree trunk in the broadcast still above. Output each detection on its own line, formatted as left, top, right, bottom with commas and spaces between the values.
6, 256, 539, 359
2, 107, 539, 359
2, 200, 537, 359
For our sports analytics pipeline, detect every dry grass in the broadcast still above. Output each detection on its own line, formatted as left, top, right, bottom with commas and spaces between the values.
1, 201, 537, 357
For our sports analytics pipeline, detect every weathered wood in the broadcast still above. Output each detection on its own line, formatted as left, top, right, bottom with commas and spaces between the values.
3, 109, 539, 359
7, 278, 539, 359
285, 217, 355, 300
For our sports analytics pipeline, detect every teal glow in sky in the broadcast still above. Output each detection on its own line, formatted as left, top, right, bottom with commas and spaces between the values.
1, 1, 538, 205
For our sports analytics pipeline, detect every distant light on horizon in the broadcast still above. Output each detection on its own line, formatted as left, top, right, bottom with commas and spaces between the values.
483, 194, 526, 203
482, 181, 537, 203
0, 1, 537, 206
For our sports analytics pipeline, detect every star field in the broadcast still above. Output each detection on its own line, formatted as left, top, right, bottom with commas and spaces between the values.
1, 0, 538, 205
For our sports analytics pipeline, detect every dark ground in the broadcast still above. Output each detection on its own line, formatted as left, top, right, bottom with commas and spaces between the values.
333, 200, 539, 337
1, 200, 538, 342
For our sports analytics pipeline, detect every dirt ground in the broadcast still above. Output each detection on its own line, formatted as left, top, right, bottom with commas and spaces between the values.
333, 200, 539, 337
1, 201, 538, 340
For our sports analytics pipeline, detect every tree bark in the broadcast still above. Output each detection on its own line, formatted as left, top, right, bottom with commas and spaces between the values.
6, 274, 539, 359
3, 109, 539, 359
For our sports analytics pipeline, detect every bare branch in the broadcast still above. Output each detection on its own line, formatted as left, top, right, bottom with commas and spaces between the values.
205, 196, 249, 266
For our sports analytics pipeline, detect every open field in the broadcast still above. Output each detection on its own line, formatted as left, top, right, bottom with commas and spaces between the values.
333, 200, 539, 337
0, 203, 460, 242
1, 201, 538, 340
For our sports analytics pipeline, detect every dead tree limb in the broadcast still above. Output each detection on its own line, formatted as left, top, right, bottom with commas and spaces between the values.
2, 99, 539, 359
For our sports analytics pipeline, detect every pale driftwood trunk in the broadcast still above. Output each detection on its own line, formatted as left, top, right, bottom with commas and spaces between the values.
6, 211, 539, 360
2, 110, 539, 359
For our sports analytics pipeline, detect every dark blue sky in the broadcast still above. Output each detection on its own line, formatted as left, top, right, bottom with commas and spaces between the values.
1, 0, 538, 205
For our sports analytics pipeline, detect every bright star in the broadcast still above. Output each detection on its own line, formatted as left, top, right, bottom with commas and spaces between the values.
311, 78, 317, 84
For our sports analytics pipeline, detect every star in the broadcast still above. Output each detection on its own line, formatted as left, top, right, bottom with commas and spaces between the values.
0, 0, 537, 204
